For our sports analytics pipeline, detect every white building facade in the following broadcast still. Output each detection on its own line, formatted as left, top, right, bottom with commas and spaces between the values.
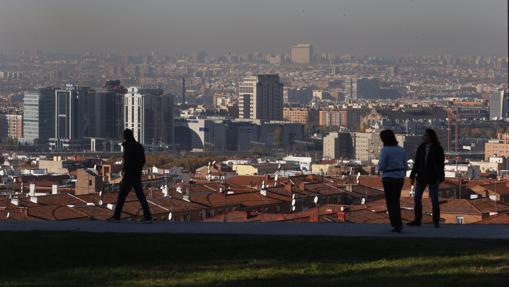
124, 87, 145, 144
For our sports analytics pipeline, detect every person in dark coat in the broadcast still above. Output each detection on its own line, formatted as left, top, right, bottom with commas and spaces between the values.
111, 129, 152, 221
408, 129, 445, 228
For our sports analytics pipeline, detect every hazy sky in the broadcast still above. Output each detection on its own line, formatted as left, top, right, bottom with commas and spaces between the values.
0, 0, 506, 56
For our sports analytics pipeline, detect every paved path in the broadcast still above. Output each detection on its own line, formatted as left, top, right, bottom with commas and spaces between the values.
1, 221, 509, 239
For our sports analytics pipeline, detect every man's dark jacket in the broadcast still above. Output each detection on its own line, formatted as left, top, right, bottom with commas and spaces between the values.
410, 143, 445, 184
122, 139, 145, 179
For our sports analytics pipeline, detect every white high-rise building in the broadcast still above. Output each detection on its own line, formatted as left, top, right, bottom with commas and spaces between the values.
124, 87, 145, 144
238, 74, 284, 121
490, 90, 509, 120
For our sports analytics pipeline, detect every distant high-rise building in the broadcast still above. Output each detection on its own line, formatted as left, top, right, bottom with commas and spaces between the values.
140, 87, 174, 146
54, 84, 81, 141
22, 87, 56, 145
489, 90, 509, 120
344, 77, 380, 100
238, 74, 284, 121
0, 113, 23, 141
323, 132, 353, 159
352, 131, 382, 162
124, 87, 145, 144
95, 81, 126, 139
124, 86, 175, 146
291, 43, 313, 64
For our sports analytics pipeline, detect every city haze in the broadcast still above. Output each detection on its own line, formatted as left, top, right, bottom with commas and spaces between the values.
0, 0, 506, 56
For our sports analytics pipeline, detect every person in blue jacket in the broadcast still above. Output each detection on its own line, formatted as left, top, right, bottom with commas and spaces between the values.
378, 129, 407, 233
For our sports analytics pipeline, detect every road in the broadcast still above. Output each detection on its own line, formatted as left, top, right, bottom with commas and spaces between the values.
1, 221, 509, 239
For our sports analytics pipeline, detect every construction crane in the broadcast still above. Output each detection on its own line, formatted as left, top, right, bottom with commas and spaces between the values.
447, 104, 460, 156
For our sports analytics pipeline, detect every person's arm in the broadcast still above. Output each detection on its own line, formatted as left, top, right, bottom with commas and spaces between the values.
402, 149, 408, 174
378, 148, 387, 175
410, 146, 420, 182
122, 146, 128, 174
140, 145, 146, 168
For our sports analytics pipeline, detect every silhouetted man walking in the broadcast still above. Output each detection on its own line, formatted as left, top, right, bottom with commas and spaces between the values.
111, 129, 152, 221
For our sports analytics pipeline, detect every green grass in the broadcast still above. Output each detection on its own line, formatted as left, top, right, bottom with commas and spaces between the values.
0, 232, 508, 287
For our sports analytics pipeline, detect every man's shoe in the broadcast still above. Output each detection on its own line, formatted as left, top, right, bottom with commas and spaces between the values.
434, 222, 440, 228
406, 221, 421, 227
107, 217, 120, 223
391, 227, 403, 233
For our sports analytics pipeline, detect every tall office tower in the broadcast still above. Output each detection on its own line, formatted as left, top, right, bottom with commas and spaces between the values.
489, 90, 509, 120
323, 132, 353, 159
238, 74, 284, 121
97, 80, 127, 139
22, 87, 56, 145
124, 87, 145, 144
76, 86, 97, 138
291, 43, 313, 64
344, 77, 380, 100
54, 84, 81, 141
140, 87, 175, 146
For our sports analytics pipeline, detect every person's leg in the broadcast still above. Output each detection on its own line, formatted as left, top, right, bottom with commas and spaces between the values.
113, 180, 131, 219
393, 179, 404, 228
383, 180, 401, 229
412, 181, 427, 224
428, 183, 440, 225
382, 180, 396, 227
133, 179, 152, 220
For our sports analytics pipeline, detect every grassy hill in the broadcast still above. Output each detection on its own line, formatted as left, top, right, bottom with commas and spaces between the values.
0, 232, 508, 286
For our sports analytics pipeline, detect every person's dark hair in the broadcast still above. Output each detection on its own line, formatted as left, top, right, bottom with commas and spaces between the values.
425, 128, 441, 147
380, 129, 398, 146
123, 129, 135, 141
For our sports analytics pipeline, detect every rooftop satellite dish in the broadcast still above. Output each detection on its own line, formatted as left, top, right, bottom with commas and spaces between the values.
292, 206, 296, 212
291, 199, 296, 206
361, 198, 366, 205
6, 212, 10, 219
261, 180, 265, 189
292, 193, 296, 200
314, 196, 318, 204
278, 163, 281, 170
176, 186, 183, 193
98, 199, 103, 206
168, 212, 173, 221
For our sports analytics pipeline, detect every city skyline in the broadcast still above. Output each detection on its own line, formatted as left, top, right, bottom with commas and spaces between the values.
0, 0, 506, 57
